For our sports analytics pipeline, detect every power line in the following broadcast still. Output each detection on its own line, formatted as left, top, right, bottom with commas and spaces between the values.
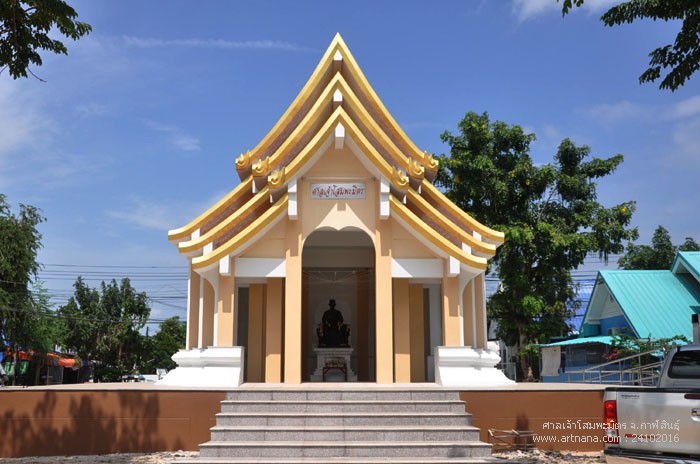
0, 306, 184, 325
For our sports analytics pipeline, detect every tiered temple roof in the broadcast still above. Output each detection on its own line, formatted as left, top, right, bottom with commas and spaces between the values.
168, 34, 503, 272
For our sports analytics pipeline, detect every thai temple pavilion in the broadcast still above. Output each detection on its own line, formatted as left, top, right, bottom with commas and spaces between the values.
159, 34, 511, 388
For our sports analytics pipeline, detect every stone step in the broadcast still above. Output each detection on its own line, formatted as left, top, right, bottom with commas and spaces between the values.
209, 425, 481, 442
220, 400, 466, 413
215, 411, 472, 427
176, 457, 508, 464
227, 390, 463, 402
198, 440, 493, 459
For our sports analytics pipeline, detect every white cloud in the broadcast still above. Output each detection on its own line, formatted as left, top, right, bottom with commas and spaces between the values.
123, 36, 313, 53
512, 0, 621, 22
108, 189, 230, 233
671, 117, 700, 160
0, 81, 55, 158
665, 95, 700, 120
0, 80, 99, 191
583, 100, 650, 124
145, 120, 201, 152
108, 197, 175, 231
582, 94, 700, 127
76, 103, 109, 118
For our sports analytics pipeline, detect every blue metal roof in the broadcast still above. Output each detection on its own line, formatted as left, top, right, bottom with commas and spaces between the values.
598, 270, 700, 341
674, 251, 700, 282
540, 335, 614, 347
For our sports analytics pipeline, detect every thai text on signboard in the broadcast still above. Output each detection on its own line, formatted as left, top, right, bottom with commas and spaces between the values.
310, 183, 367, 200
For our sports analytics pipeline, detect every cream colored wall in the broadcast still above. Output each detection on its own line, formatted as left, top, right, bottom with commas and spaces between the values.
299, 145, 377, 241
390, 218, 439, 259
240, 220, 286, 258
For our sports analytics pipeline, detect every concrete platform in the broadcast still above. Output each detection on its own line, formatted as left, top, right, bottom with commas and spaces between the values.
0, 382, 607, 458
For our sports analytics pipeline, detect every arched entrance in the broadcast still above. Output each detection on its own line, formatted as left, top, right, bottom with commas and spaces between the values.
302, 228, 375, 381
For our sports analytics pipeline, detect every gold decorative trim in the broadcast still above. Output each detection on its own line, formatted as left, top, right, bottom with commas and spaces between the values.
391, 167, 410, 191
235, 150, 253, 172
408, 158, 425, 180
268, 168, 286, 189
167, 177, 253, 241
390, 195, 487, 270
192, 195, 289, 270
422, 182, 504, 243
422, 150, 438, 172
334, 35, 426, 161
406, 189, 496, 255
252, 156, 271, 177
242, 34, 343, 167
178, 187, 270, 254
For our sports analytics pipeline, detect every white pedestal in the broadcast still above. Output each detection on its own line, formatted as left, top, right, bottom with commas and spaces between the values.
310, 347, 357, 382
156, 346, 244, 388
434, 346, 514, 387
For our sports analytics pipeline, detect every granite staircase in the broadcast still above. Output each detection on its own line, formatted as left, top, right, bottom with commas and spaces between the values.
177, 387, 505, 464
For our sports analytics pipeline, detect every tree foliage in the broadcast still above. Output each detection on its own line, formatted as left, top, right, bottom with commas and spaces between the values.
0, 196, 45, 346
58, 277, 151, 382
561, 0, 700, 91
141, 316, 186, 373
618, 224, 700, 270
0, 0, 91, 80
437, 112, 637, 377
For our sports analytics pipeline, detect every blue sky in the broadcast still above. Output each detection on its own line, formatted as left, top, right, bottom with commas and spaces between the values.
1, 1, 698, 326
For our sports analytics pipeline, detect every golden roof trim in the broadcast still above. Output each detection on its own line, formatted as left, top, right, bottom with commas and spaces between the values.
390, 195, 487, 270
192, 194, 289, 270
167, 177, 253, 241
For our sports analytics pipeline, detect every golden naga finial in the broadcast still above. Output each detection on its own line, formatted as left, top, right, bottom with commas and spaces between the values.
408, 158, 425, 180
268, 168, 286, 189
252, 156, 270, 177
391, 167, 410, 190
235, 150, 252, 171
422, 150, 439, 182
422, 150, 439, 172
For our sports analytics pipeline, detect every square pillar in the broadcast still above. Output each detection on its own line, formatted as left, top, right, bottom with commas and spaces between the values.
393, 278, 411, 383
216, 259, 236, 346
199, 278, 215, 348
284, 219, 303, 384
247, 283, 265, 382
375, 220, 394, 384
409, 283, 426, 382
442, 265, 461, 346
475, 273, 487, 349
462, 279, 475, 348
186, 268, 200, 350
265, 277, 284, 382
356, 270, 370, 381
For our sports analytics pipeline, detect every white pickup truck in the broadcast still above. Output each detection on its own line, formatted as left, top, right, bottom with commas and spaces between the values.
603, 344, 700, 464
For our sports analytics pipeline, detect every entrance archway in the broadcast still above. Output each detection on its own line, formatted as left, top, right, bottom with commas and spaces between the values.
302, 228, 375, 381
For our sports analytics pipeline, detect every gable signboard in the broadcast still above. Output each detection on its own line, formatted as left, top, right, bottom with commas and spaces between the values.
311, 183, 367, 200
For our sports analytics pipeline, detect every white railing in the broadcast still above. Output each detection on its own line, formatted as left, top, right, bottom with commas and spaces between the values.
565, 349, 663, 386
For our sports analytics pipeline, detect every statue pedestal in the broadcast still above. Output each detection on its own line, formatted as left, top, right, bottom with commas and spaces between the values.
311, 347, 357, 382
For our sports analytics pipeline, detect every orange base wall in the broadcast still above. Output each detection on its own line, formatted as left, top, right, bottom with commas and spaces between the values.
0, 389, 226, 458
461, 389, 605, 452
0, 388, 603, 458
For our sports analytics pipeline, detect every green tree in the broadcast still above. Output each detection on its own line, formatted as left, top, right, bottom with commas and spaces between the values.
0, 194, 48, 383
0, 0, 91, 80
437, 112, 637, 379
618, 225, 700, 269
141, 316, 186, 373
58, 277, 151, 382
561, 0, 700, 91
679, 236, 700, 252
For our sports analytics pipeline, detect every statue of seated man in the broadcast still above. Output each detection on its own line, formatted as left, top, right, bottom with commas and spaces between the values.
317, 299, 350, 347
